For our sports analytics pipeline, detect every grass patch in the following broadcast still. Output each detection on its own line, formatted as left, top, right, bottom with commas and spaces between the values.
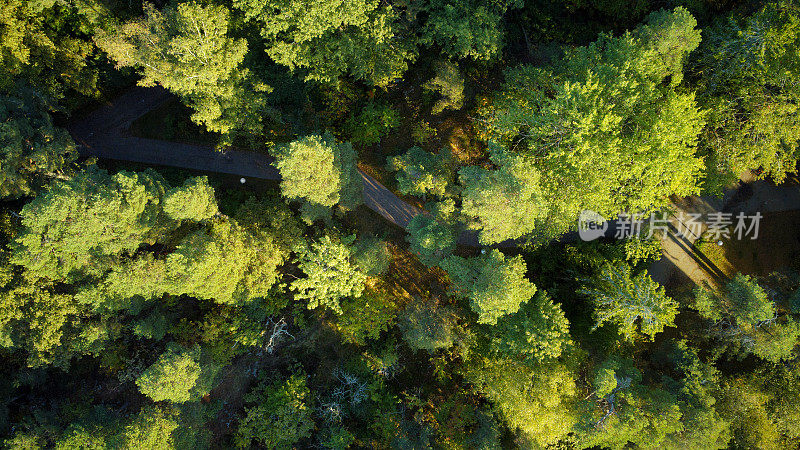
692, 235, 736, 279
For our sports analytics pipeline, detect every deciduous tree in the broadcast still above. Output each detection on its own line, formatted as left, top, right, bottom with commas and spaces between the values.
440, 250, 537, 324
695, 2, 800, 188
274, 134, 363, 220
421, 0, 517, 61
459, 153, 546, 244
389, 147, 452, 199
488, 290, 571, 362
479, 8, 705, 241
233, 0, 416, 86
292, 235, 367, 314
95, 1, 268, 144
135, 344, 203, 403
236, 372, 314, 448
0, 90, 76, 199
11, 167, 171, 281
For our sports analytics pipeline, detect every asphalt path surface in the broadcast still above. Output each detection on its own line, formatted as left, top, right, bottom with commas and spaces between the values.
68, 86, 424, 231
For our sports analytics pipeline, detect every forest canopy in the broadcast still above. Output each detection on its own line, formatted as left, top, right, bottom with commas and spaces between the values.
2, 0, 800, 448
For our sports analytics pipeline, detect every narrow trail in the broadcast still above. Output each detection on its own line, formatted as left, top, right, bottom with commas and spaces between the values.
67, 86, 423, 231
68, 86, 800, 289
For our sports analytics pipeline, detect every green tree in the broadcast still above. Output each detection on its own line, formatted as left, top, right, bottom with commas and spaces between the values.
580, 262, 678, 340
695, 274, 774, 324
95, 1, 267, 144
459, 153, 547, 244
694, 274, 799, 362
162, 177, 218, 221
344, 101, 399, 146
234, 195, 304, 254
352, 235, 390, 276
440, 249, 537, 324
292, 235, 367, 314
421, 0, 517, 61
10, 168, 216, 282
165, 219, 288, 305
337, 285, 398, 345
389, 147, 452, 199
0, 0, 99, 100
274, 134, 363, 219
406, 213, 458, 266
657, 341, 732, 450
135, 344, 203, 403
577, 357, 683, 450
236, 372, 314, 448
233, 0, 417, 86
422, 60, 464, 114
56, 424, 114, 450
463, 356, 578, 446
82, 214, 291, 308
0, 90, 77, 199
399, 301, 456, 352
124, 406, 179, 450
0, 279, 104, 368
10, 167, 170, 281
717, 376, 781, 449
488, 290, 571, 362
479, 8, 705, 241
695, 2, 800, 188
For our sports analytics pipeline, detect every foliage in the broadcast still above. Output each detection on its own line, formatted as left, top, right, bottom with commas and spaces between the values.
274, 134, 363, 213
6, 2, 800, 448
624, 234, 664, 266
10, 167, 173, 281
479, 8, 705, 240
234, 195, 304, 253
658, 341, 732, 450
488, 290, 571, 362
694, 274, 799, 362
389, 147, 451, 198
95, 1, 268, 144
577, 357, 683, 449
580, 262, 678, 340
162, 177, 218, 221
422, 0, 517, 61
0, 278, 97, 368
233, 0, 417, 86
459, 153, 547, 244
695, 2, 800, 187
440, 250, 537, 324
717, 377, 782, 449
345, 102, 399, 146
336, 285, 398, 345
292, 235, 368, 314
422, 60, 465, 114
0, 89, 77, 199
352, 235, 390, 276
464, 356, 578, 447
0, 0, 99, 101
135, 344, 203, 403
124, 406, 179, 450
236, 372, 314, 449
165, 219, 287, 305
405, 212, 458, 266
399, 301, 456, 352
